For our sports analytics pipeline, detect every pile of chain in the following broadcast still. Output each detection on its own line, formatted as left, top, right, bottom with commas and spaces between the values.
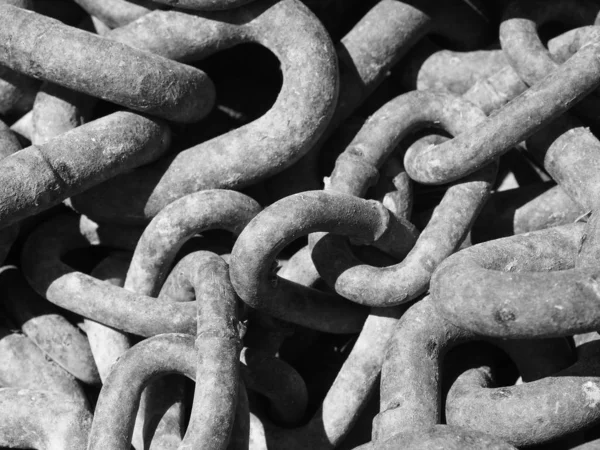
4, 0, 600, 448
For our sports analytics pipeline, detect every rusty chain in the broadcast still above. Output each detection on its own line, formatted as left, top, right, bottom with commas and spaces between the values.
3, 0, 600, 449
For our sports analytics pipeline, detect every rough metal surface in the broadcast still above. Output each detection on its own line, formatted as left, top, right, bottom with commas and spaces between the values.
230, 191, 416, 333
0, 324, 89, 404
361, 425, 517, 450
372, 297, 474, 443
22, 191, 259, 338
84, 253, 175, 450
0, 112, 171, 229
22, 215, 197, 336
0, 63, 39, 117
527, 112, 600, 210
512, 185, 586, 234
0, 266, 100, 385
0, 388, 92, 449
4, 0, 600, 447
430, 222, 600, 338
84, 254, 131, 383
179, 252, 241, 450
400, 40, 509, 95
0, 5, 215, 122
126, 189, 261, 297
70, 0, 339, 224
500, 0, 600, 123
89, 252, 241, 449
404, 29, 600, 184
87, 334, 196, 449
31, 82, 90, 145
0, 119, 23, 265
446, 342, 600, 447
269, 0, 492, 198
310, 91, 495, 307
0, 0, 38, 116
277, 245, 321, 288
463, 25, 594, 115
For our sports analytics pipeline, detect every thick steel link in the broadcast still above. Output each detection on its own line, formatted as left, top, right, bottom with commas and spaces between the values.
125, 189, 261, 297
501, 0, 600, 123
86, 253, 185, 450
87, 334, 197, 449
68, 0, 339, 224
0, 5, 215, 122
430, 220, 600, 338
230, 190, 418, 333
309, 90, 496, 307
0, 112, 170, 229
21, 214, 197, 336
22, 190, 258, 336
370, 295, 575, 445
3, 0, 600, 447
89, 253, 242, 450
404, 28, 600, 184
268, 0, 492, 198
83, 254, 132, 383
0, 0, 38, 116
0, 120, 23, 265
446, 341, 600, 447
